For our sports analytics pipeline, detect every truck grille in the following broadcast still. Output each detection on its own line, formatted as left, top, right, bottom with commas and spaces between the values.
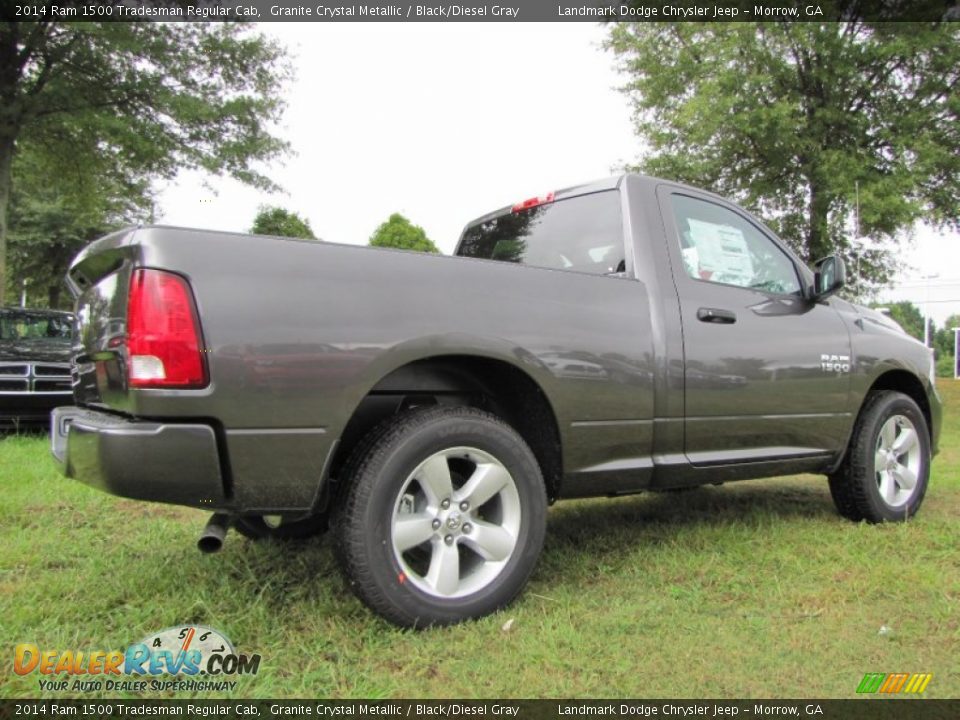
34, 364, 70, 377
0, 362, 72, 394
35, 379, 72, 392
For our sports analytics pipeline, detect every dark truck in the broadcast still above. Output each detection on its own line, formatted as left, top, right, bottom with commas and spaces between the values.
1, 307, 74, 428
52, 175, 941, 627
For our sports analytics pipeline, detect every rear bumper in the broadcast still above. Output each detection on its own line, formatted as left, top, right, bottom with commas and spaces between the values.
51, 406, 228, 509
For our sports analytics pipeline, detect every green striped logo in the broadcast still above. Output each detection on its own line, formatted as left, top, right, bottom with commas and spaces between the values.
857, 673, 932, 694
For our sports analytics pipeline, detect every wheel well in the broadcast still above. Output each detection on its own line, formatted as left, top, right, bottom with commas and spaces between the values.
328, 356, 563, 502
866, 370, 932, 432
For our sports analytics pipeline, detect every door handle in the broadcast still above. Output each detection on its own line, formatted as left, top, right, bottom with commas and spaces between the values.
697, 307, 737, 324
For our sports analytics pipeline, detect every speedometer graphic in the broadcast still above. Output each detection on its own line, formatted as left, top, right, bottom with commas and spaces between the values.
129, 625, 235, 676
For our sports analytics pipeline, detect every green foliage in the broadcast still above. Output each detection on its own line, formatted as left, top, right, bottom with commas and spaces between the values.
0, 21, 293, 299
250, 206, 316, 240
933, 314, 960, 362
943, 314, 960, 333
4, 142, 151, 308
369, 213, 439, 254
8, 195, 123, 310
936, 353, 956, 378
606, 21, 960, 290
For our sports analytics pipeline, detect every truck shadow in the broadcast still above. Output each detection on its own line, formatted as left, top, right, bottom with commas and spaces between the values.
535, 476, 848, 585
546, 479, 836, 551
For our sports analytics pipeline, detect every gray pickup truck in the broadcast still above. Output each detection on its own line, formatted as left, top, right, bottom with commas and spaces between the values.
53, 175, 941, 627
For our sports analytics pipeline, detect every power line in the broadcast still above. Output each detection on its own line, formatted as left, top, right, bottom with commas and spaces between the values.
893, 278, 960, 285
879, 296, 960, 304
894, 280, 960, 287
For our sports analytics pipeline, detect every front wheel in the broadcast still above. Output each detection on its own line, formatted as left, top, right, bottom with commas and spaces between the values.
828, 391, 931, 523
333, 406, 547, 628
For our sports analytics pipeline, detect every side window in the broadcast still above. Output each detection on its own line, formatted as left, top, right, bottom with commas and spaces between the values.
670, 194, 801, 295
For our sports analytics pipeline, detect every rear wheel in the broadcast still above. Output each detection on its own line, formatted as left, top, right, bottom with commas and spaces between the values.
828, 391, 931, 523
333, 406, 547, 628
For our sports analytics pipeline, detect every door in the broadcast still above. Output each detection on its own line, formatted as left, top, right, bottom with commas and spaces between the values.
659, 188, 852, 465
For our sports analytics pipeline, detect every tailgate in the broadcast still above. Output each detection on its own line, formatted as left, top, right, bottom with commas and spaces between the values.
67, 228, 141, 411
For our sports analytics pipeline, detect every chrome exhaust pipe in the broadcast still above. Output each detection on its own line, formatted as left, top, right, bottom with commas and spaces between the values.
198, 512, 231, 553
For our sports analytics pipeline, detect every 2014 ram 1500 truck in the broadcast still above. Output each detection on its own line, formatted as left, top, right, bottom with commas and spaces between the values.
52, 175, 941, 627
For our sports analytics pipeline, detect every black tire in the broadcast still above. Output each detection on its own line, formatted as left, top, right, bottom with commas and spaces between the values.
828, 391, 931, 523
234, 513, 328, 541
332, 406, 547, 628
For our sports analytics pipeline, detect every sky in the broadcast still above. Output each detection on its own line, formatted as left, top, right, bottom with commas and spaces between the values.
155, 22, 960, 328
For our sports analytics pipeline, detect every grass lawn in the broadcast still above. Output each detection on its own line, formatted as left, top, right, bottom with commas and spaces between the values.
2, 381, 958, 699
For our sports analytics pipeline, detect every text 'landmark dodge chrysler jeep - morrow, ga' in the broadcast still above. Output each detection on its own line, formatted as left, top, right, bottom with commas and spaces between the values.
52, 175, 940, 627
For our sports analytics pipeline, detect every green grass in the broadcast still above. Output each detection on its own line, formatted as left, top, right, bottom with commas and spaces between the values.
2, 382, 958, 699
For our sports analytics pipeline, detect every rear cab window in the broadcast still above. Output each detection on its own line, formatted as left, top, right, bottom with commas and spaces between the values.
456, 191, 624, 275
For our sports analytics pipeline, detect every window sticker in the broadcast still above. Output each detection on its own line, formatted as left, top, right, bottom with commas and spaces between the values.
685, 218, 754, 285
681, 246, 700, 277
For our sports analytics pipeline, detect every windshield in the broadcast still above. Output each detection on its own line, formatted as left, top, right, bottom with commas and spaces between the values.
457, 191, 624, 275
0, 312, 72, 341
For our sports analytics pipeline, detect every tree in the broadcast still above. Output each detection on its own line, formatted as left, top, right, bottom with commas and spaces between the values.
369, 213, 439, 254
939, 312, 960, 378
8, 197, 118, 309
5, 139, 151, 308
8, 191, 131, 310
941, 314, 960, 336
250, 206, 316, 240
0, 20, 292, 300
933, 313, 960, 360
606, 20, 959, 288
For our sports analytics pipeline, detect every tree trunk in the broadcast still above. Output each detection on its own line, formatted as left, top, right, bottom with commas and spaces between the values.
48, 283, 61, 310
0, 135, 12, 305
806, 180, 832, 262
0, 22, 16, 305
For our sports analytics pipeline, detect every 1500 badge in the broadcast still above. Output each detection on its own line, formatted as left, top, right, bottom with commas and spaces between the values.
821, 354, 852, 373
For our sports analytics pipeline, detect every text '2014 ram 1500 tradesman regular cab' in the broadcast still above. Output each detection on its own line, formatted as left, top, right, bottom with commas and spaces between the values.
52, 175, 941, 627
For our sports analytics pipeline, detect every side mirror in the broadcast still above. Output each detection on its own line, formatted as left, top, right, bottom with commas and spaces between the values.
813, 255, 846, 300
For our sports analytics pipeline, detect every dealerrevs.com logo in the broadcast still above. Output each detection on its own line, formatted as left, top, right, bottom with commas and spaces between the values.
14, 625, 260, 693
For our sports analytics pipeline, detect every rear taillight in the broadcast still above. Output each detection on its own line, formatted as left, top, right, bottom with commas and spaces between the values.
127, 268, 208, 388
